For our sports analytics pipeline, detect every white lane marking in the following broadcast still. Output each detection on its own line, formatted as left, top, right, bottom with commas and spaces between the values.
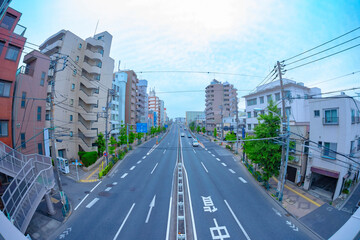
145, 195, 156, 223
163, 149, 166, 154
142, 156, 146, 159
201, 162, 209, 173
210, 218, 230, 239
205, 148, 207, 150
151, 163, 159, 174
114, 169, 118, 174
166, 196, 173, 240
224, 200, 251, 240
208, 151, 211, 154
239, 177, 247, 183
221, 163, 227, 167
233, 157, 237, 162
229, 169, 235, 174
216, 158, 220, 161
211, 154, 215, 157
137, 160, 142, 164
105, 187, 112, 192
90, 181, 102, 192
121, 173, 128, 178
86, 198, 99, 208
113, 203, 135, 240
130, 166, 136, 171
183, 166, 198, 240
113, 182, 118, 185
74, 194, 89, 211
193, 149, 196, 154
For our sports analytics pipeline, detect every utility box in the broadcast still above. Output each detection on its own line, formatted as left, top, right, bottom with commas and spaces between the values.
57, 157, 69, 174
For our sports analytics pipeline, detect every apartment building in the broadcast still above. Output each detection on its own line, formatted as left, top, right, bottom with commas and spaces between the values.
137, 79, 148, 124
159, 100, 165, 127
148, 88, 160, 127
39, 30, 114, 160
205, 79, 238, 137
111, 71, 127, 135
186, 111, 205, 126
0, 0, 12, 20
12, 51, 50, 155
123, 70, 138, 126
303, 95, 360, 201
0, 7, 26, 148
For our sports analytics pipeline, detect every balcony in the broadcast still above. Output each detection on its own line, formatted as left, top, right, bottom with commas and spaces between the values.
79, 88, 97, 105
41, 39, 62, 55
86, 37, 105, 48
78, 130, 93, 148
323, 117, 339, 125
78, 123, 97, 138
84, 48, 103, 61
16, 66, 34, 76
82, 61, 101, 75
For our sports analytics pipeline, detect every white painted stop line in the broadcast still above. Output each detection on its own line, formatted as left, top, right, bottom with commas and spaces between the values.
239, 177, 247, 183
86, 198, 99, 208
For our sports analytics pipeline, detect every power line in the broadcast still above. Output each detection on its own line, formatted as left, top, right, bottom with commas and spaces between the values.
308, 70, 360, 87
136, 70, 264, 78
283, 26, 360, 62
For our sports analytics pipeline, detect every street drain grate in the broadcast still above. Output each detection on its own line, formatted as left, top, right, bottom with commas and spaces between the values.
285, 213, 291, 217
98, 191, 111, 197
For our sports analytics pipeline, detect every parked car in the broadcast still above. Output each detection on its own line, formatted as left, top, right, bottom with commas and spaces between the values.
192, 140, 199, 147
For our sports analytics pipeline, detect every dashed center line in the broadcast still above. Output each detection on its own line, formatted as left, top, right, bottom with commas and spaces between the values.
201, 162, 208, 173
90, 181, 102, 193
205, 148, 207, 150
130, 166, 136, 171
105, 187, 112, 192
121, 173, 128, 178
151, 163, 158, 174
221, 163, 227, 167
113, 182, 118, 185
137, 160, 142, 164
193, 149, 196, 154
142, 156, 146, 159
216, 158, 220, 161
163, 149, 166, 154
239, 177, 247, 183
74, 194, 89, 211
211, 154, 215, 157
229, 169, 235, 174
208, 151, 211, 154
86, 198, 99, 208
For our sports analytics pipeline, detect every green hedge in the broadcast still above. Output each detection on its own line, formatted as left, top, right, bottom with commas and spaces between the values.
79, 151, 98, 167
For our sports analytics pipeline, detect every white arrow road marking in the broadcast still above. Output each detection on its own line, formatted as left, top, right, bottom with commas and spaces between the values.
130, 166, 136, 170
151, 163, 158, 174
221, 163, 227, 167
272, 208, 282, 217
86, 198, 99, 208
105, 187, 112, 192
142, 156, 146, 159
293, 227, 299, 231
74, 194, 89, 211
216, 158, 220, 161
224, 200, 251, 240
137, 160, 142, 164
286, 221, 291, 225
201, 162, 209, 173
229, 169, 235, 174
113, 203, 135, 240
145, 195, 156, 223
90, 181, 102, 193
239, 177, 247, 183
121, 173, 128, 178
59, 234, 65, 239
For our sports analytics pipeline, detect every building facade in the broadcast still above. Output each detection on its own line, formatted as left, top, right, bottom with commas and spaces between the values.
303, 95, 360, 201
148, 88, 160, 127
111, 71, 127, 135
0, 7, 26, 148
205, 79, 238, 137
123, 70, 138, 127
12, 50, 50, 155
137, 79, 148, 124
186, 111, 205, 126
39, 30, 114, 160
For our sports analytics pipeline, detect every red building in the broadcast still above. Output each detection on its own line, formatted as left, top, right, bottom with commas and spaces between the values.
0, 7, 26, 147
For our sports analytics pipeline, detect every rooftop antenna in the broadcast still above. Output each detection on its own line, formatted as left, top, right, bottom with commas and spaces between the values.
93, 20, 99, 37
118, 60, 121, 72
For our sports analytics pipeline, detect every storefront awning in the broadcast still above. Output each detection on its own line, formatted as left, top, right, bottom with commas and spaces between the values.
311, 166, 339, 178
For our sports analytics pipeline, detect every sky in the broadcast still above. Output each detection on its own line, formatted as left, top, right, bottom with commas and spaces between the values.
10, 0, 360, 118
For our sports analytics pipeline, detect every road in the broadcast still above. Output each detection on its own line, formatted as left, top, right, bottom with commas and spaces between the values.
50, 124, 319, 240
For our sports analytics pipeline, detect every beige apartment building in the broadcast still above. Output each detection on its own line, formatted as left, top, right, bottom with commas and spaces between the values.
148, 88, 160, 127
39, 30, 114, 160
205, 79, 238, 137
123, 70, 138, 126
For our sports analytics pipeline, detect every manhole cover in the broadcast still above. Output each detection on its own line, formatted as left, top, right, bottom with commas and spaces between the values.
129, 187, 136, 192
98, 191, 111, 197
286, 198, 296, 205
84, 191, 90, 194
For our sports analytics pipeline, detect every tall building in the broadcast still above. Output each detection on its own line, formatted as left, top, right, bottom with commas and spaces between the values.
159, 100, 164, 127
148, 88, 160, 127
303, 95, 360, 201
0, 7, 26, 148
123, 70, 138, 126
205, 79, 238, 137
186, 111, 205, 126
39, 30, 114, 160
12, 50, 50, 155
137, 79, 148, 123
111, 71, 127, 135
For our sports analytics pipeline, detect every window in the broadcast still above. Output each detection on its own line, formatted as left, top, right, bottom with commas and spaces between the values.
314, 110, 320, 117
247, 112, 251, 118
318, 141, 322, 148
254, 111, 258, 117
247, 124, 252, 130
21, 133, 26, 149
0, 13, 17, 30
94, 88, 99, 94
21, 92, 26, 108
350, 141, 355, 156
358, 138, 360, 151
247, 98, 257, 106
94, 74, 100, 80
45, 110, 50, 120
260, 110, 265, 115
97, 62, 102, 68
351, 109, 355, 124
78, 43, 82, 49
0, 121, 8, 136
322, 142, 337, 159
285, 90, 291, 99
73, 69, 77, 76
0, 80, 11, 97
70, 131, 73, 137
304, 94, 309, 99
76, 56, 79, 62
5, 44, 20, 61
0, 41, 4, 55
70, 99, 74, 106
259, 96, 264, 104
40, 72, 46, 86
290, 141, 296, 152
37, 106, 42, 121
324, 109, 338, 124
275, 93, 280, 101
71, 83, 75, 90
38, 143, 43, 155
70, 115, 73, 122
267, 94, 272, 102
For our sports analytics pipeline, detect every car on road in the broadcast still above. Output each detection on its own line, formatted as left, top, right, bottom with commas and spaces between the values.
192, 140, 199, 147
181, 133, 185, 137
188, 134, 192, 138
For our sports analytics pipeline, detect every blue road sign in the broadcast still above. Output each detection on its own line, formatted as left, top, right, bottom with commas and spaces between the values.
136, 123, 148, 133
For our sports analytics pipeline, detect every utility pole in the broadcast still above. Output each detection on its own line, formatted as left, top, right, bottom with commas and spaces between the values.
276, 60, 288, 201
279, 111, 290, 202
49, 54, 67, 206
219, 105, 223, 140
126, 123, 129, 148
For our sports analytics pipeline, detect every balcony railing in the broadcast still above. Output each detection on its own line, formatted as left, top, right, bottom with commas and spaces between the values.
323, 117, 339, 125
13, 24, 27, 37
16, 66, 34, 76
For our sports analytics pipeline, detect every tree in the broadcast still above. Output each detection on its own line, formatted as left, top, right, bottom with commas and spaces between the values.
225, 131, 236, 149
109, 136, 117, 156
243, 100, 282, 182
95, 133, 105, 157
202, 126, 205, 134
196, 125, 201, 133
213, 128, 217, 138
129, 131, 135, 144
118, 124, 127, 145
189, 121, 195, 132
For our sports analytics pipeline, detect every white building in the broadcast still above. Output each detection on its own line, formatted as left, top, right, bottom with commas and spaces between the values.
304, 95, 360, 201
111, 72, 127, 135
137, 80, 148, 123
